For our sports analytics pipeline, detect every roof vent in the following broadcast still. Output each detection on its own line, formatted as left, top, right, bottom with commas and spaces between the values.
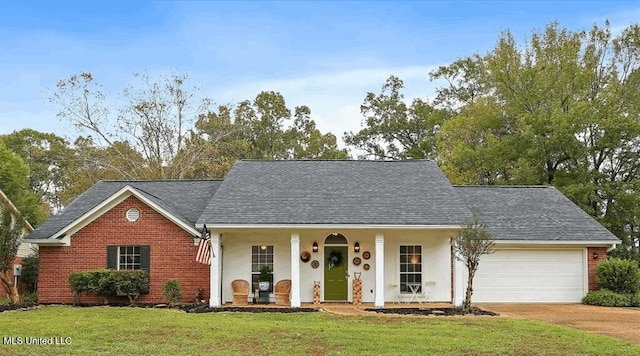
126, 208, 140, 222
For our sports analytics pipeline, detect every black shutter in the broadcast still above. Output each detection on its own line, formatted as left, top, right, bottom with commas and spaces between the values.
107, 246, 118, 269
140, 246, 150, 272
140, 246, 151, 294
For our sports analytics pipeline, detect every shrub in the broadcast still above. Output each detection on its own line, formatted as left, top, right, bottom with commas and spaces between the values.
582, 289, 632, 307
97, 269, 119, 300
21, 253, 38, 293
631, 292, 640, 307
163, 279, 183, 305
195, 287, 204, 302
115, 270, 149, 305
21, 292, 37, 303
69, 269, 149, 305
596, 258, 640, 294
69, 271, 91, 305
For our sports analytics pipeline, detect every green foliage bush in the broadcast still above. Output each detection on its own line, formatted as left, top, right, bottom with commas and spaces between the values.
582, 289, 632, 307
163, 279, 183, 304
630, 292, 640, 307
596, 258, 640, 294
21, 292, 37, 303
69, 269, 149, 305
69, 271, 91, 305
94, 269, 118, 299
115, 270, 149, 305
20, 253, 38, 293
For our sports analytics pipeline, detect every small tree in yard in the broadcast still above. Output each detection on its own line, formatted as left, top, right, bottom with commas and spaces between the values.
0, 211, 24, 303
455, 211, 495, 312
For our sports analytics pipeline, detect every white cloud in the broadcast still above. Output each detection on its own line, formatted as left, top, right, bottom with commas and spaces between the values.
224, 66, 431, 94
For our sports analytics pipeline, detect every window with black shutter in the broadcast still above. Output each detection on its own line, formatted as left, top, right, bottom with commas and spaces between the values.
106, 245, 150, 271
107, 245, 150, 294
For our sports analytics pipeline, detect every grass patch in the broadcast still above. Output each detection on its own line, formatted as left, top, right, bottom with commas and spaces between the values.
0, 306, 638, 355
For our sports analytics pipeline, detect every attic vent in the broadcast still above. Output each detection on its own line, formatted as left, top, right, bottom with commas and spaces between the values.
126, 208, 140, 222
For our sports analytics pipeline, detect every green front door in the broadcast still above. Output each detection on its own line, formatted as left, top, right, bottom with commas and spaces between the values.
324, 245, 348, 300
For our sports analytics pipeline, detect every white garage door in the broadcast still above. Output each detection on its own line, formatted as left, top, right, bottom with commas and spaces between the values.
471, 249, 585, 303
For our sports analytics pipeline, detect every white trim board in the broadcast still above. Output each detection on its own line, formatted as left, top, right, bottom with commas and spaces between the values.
29, 185, 201, 245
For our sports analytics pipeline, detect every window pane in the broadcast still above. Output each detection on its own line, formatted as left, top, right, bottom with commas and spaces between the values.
251, 245, 274, 293
399, 245, 422, 294
118, 245, 143, 270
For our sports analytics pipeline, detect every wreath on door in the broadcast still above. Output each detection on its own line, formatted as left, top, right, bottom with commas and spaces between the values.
327, 250, 343, 270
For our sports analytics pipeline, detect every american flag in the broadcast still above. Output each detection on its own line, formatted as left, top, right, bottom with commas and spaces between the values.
196, 225, 211, 265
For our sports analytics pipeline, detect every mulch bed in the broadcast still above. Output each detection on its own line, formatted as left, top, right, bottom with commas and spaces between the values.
32, 302, 318, 313
9, 302, 494, 316
183, 305, 319, 313
0, 302, 38, 313
364, 307, 499, 316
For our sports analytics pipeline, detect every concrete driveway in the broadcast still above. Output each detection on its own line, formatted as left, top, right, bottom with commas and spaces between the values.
481, 304, 640, 344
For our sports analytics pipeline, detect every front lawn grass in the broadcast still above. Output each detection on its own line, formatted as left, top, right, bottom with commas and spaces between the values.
0, 306, 638, 355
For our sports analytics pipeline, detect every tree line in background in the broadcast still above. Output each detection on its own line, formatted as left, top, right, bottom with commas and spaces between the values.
1, 21, 639, 262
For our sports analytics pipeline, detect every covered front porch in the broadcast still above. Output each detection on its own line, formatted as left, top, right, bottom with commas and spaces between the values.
204, 227, 464, 308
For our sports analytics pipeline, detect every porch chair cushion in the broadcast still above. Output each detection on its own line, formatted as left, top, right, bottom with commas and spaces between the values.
274, 279, 291, 306
231, 279, 250, 306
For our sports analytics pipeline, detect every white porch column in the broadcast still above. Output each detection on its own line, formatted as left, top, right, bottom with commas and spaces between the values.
209, 232, 221, 308
290, 233, 301, 308
374, 233, 385, 308
453, 239, 465, 307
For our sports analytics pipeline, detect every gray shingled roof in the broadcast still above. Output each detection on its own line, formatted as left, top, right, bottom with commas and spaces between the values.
27, 180, 222, 240
26, 161, 620, 244
197, 160, 471, 226
454, 186, 620, 242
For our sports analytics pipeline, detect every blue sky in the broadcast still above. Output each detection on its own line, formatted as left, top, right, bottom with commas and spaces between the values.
1, 1, 639, 147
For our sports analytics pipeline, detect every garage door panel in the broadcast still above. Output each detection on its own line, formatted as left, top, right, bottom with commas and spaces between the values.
475, 275, 582, 288
470, 249, 585, 303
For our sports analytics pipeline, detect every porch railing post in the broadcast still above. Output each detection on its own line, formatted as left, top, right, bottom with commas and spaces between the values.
290, 233, 301, 308
209, 232, 221, 307
374, 233, 385, 308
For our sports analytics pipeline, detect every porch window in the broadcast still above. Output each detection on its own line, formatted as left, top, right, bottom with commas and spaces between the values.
107, 245, 150, 272
400, 245, 422, 293
251, 245, 273, 292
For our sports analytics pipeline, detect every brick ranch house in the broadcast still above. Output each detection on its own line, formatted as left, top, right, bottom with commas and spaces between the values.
25, 160, 619, 307
0, 188, 35, 297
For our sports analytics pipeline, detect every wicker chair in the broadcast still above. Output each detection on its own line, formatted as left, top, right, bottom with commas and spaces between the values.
231, 279, 250, 306
274, 279, 291, 306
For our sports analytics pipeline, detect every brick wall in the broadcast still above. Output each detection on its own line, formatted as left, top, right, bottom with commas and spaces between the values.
0, 257, 24, 297
587, 247, 608, 292
38, 196, 210, 304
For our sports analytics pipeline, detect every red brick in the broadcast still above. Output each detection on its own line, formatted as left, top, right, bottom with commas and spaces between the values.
587, 247, 607, 291
38, 196, 209, 304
